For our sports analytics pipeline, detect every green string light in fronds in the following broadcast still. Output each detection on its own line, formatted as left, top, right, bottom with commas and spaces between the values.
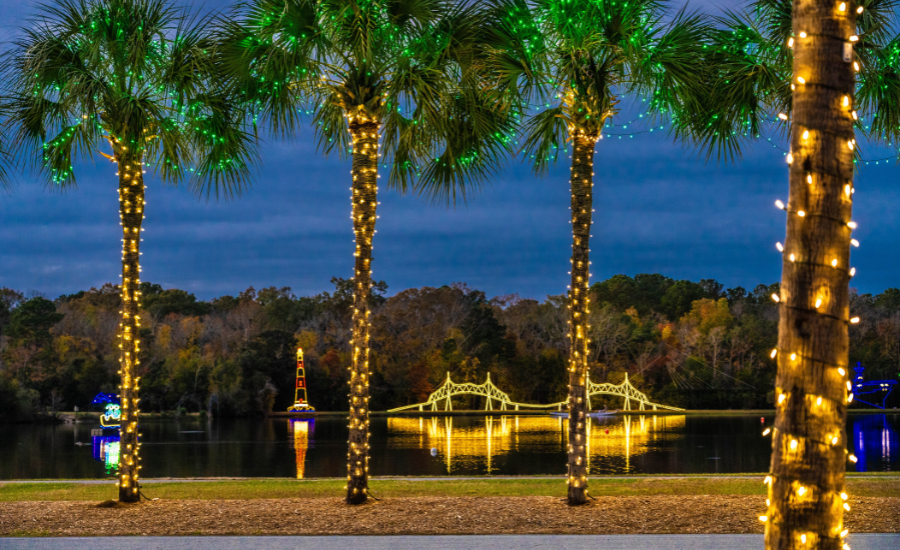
680, 0, 900, 161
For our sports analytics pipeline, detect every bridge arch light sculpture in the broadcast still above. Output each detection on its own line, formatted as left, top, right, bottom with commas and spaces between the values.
388, 372, 684, 413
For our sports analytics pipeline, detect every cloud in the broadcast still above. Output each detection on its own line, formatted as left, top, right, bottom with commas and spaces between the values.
2, 0, 899, 300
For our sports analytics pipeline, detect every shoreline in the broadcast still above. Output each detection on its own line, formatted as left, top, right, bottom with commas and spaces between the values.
4, 472, 900, 483
48, 409, 900, 421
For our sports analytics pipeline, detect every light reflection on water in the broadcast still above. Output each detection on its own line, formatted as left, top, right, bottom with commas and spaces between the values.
1, 413, 897, 479
852, 414, 898, 472
386, 415, 686, 475
291, 419, 313, 478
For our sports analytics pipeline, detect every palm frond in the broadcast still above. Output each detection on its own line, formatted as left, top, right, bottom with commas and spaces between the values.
0, 108, 14, 192
479, 0, 548, 103
312, 93, 352, 156
519, 106, 567, 175
672, 9, 789, 161
214, 0, 323, 136
188, 93, 259, 200
477, 0, 718, 169
858, 35, 900, 144
628, 8, 711, 112
415, 88, 515, 205
3, 0, 256, 198
383, 110, 426, 193
220, 0, 514, 204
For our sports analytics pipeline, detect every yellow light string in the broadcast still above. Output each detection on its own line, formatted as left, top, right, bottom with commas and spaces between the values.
564, 125, 601, 501
762, 3, 861, 545
344, 108, 380, 502
112, 148, 146, 500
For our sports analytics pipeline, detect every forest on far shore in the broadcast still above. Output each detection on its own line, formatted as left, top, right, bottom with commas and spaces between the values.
2, 273, 899, 421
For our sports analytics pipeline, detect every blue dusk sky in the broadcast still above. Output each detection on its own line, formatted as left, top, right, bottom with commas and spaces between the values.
1, 0, 898, 300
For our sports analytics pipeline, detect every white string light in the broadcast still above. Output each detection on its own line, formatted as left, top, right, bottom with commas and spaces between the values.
763, 2, 860, 543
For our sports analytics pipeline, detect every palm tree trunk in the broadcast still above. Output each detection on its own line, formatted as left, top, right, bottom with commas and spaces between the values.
567, 130, 597, 505
346, 116, 379, 505
116, 151, 145, 503
765, 3, 856, 547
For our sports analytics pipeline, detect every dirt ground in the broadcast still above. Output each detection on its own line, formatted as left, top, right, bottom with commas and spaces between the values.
1, 495, 898, 536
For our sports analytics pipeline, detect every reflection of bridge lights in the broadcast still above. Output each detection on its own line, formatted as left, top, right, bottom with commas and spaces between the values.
290, 419, 314, 478
388, 415, 686, 474
577, 415, 685, 474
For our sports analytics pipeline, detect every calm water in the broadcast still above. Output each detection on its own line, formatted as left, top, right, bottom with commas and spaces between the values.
1, 413, 897, 479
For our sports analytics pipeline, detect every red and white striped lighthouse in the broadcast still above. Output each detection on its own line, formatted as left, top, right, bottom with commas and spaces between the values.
288, 348, 315, 412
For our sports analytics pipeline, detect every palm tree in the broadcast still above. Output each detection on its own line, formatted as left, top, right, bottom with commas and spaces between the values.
4, 0, 256, 502
679, 0, 900, 545
479, 0, 708, 505
216, 0, 512, 504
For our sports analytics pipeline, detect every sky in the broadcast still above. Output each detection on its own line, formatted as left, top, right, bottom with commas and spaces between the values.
1, 0, 899, 301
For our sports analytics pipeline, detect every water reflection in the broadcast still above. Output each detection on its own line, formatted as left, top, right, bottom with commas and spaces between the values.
851, 414, 898, 472
91, 434, 119, 474
2, 413, 897, 479
584, 415, 687, 474
388, 415, 686, 474
397, 416, 515, 474
291, 419, 314, 478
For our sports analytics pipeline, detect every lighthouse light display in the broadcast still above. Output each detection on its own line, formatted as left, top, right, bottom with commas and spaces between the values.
288, 348, 315, 412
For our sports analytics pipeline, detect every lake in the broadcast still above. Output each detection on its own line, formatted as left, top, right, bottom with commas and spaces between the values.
0, 413, 897, 479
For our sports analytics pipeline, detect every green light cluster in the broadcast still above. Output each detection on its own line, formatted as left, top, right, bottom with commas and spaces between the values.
680, 0, 900, 162
6, 0, 257, 195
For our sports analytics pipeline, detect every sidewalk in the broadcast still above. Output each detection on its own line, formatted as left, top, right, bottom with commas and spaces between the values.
3, 535, 900, 549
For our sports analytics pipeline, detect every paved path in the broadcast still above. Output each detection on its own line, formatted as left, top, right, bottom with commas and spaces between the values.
2, 474, 898, 484
3, 535, 899, 549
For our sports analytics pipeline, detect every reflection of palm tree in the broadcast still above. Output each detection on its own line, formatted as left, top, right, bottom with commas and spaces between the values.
5, 0, 255, 502
481, 0, 707, 505
218, 0, 512, 504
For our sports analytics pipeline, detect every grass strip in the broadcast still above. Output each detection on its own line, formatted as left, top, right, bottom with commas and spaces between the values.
1, 477, 898, 502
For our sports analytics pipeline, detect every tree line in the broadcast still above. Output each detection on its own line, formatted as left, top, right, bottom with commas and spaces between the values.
3, 274, 898, 420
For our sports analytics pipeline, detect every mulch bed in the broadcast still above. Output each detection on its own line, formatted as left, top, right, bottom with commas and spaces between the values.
1, 496, 898, 536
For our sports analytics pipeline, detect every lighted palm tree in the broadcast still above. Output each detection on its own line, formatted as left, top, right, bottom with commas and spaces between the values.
4, 0, 256, 502
479, 0, 708, 505
217, 0, 512, 504
679, 0, 900, 545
